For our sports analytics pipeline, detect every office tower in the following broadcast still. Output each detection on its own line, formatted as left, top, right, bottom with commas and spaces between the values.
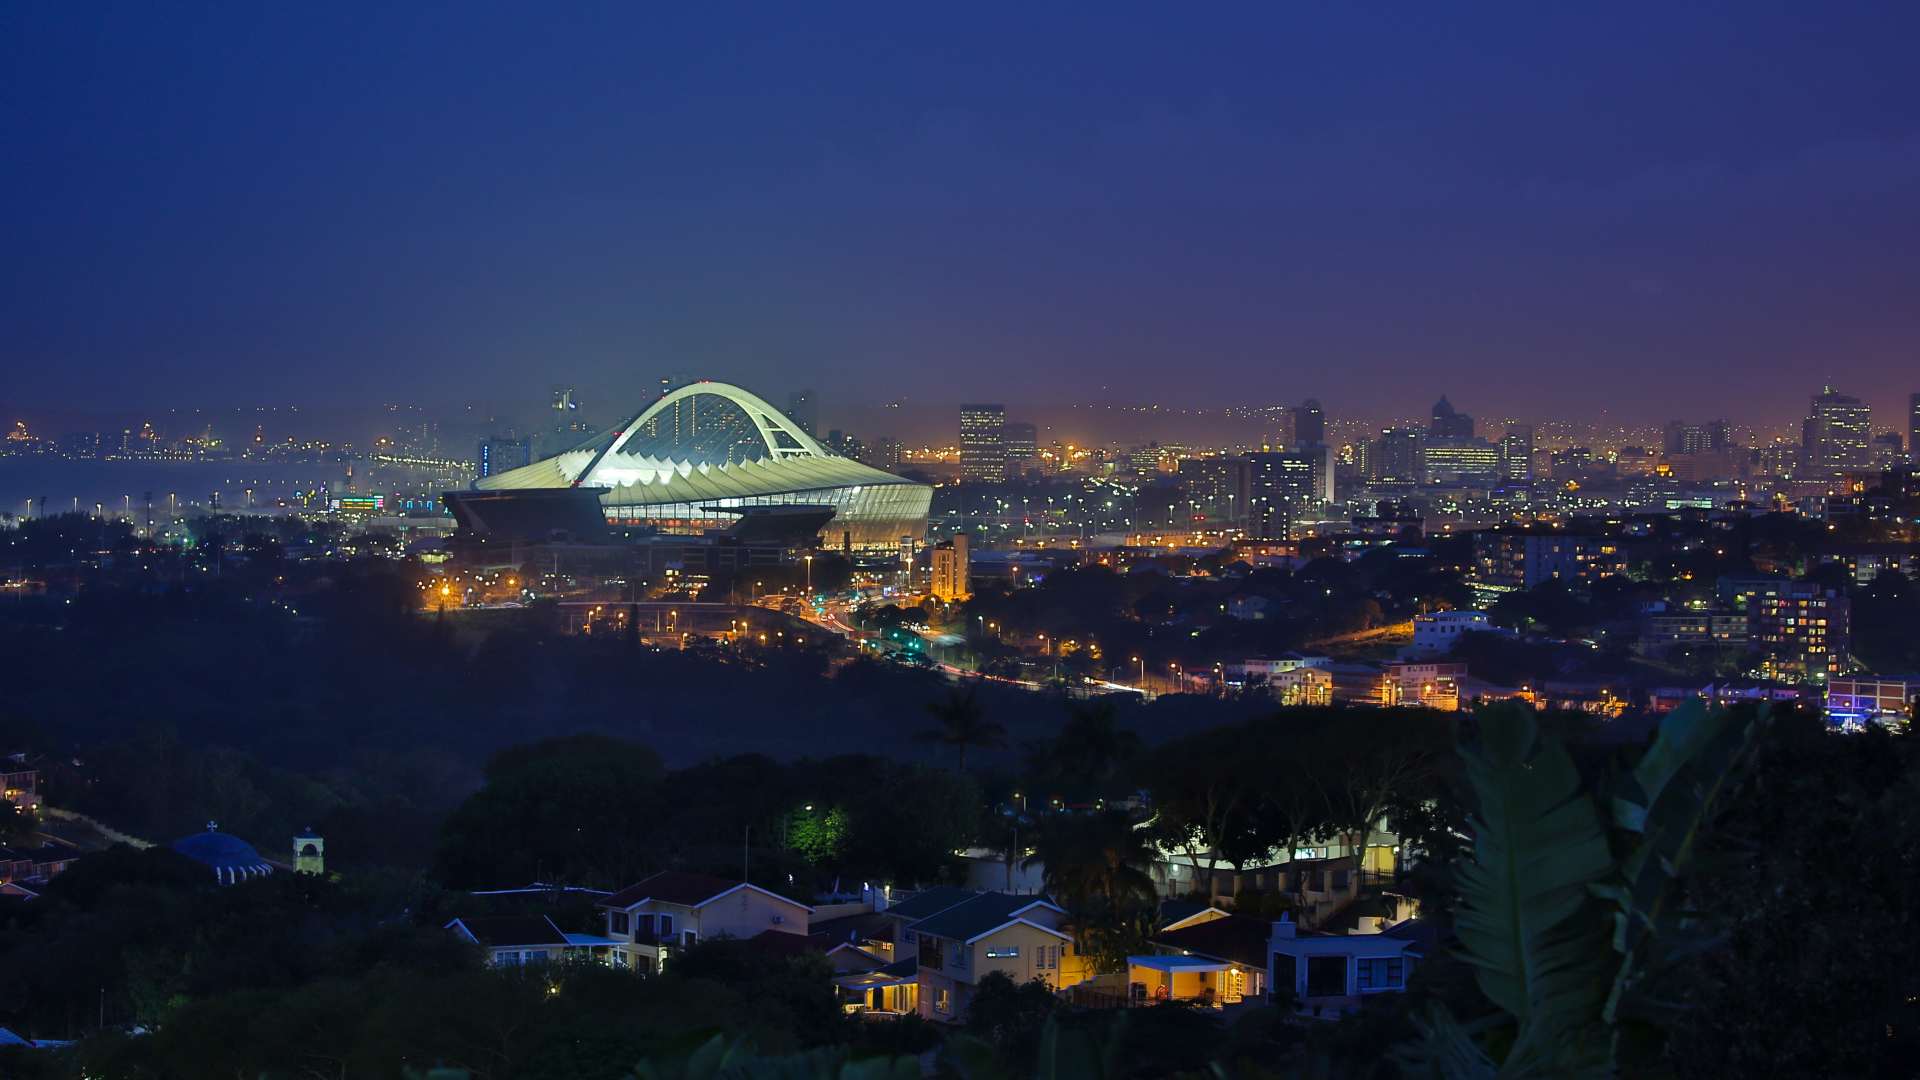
1369, 429, 1424, 483
1873, 432, 1905, 470
477, 436, 531, 479
1003, 421, 1038, 475
1177, 457, 1253, 523
931, 533, 971, 601
787, 389, 818, 437
863, 437, 903, 471
959, 404, 1007, 482
1705, 420, 1732, 451
1500, 425, 1535, 482
1246, 451, 1323, 539
1422, 439, 1502, 485
1664, 422, 1709, 456
1429, 396, 1474, 440
826, 429, 865, 460
1292, 399, 1326, 448
1801, 385, 1872, 471
1910, 393, 1920, 463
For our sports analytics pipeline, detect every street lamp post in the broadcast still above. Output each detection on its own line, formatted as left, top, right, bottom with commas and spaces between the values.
804, 555, 813, 595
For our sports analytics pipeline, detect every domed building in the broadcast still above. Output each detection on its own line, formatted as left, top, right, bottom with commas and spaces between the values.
171, 823, 275, 884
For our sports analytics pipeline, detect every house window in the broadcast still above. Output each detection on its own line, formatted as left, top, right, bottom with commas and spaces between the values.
1305, 955, 1346, 997
1036, 945, 1056, 970
612, 949, 628, 969
1357, 957, 1405, 991
935, 988, 951, 1015
525, 950, 550, 964
657, 914, 675, 937
682, 930, 698, 948
497, 951, 522, 966
952, 942, 968, 969
923, 938, 943, 970
985, 945, 1019, 959
610, 912, 630, 935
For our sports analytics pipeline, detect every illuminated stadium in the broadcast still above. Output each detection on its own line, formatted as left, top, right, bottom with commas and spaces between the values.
468, 381, 931, 552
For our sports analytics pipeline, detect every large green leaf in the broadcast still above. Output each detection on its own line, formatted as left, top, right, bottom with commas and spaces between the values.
1600, 700, 1764, 1027
1450, 704, 1614, 1070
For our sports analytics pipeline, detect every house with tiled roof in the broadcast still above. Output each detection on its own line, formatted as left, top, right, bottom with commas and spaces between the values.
905, 890, 1082, 1021
596, 872, 812, 974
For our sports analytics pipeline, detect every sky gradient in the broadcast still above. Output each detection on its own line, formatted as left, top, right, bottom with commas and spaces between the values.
4, 3, 1918, 428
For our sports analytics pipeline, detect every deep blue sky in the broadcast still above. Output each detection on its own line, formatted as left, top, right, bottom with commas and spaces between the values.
4, 2, 1918, 427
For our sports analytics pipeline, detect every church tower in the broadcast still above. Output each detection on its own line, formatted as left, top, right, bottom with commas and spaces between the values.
294, 829, 325, 875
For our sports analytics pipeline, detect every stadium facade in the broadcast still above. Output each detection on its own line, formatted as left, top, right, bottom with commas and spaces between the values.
468, 381, 931, 552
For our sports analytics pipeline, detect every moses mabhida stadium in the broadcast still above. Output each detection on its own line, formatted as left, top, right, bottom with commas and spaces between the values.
446, 381, 930, 553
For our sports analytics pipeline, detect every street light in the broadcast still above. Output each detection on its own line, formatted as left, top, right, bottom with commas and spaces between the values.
1132, 656, 1144, 687
804, 554, 813, 594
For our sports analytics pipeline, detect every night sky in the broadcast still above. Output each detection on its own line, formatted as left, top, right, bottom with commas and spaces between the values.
5, 3, 1918, 426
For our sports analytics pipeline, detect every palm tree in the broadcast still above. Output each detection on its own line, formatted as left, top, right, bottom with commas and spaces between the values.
1024, 811, 1159, 971
1049, 701, 1142, 791
916, 686, 1005, 771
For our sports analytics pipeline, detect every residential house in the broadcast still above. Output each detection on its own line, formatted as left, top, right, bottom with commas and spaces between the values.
1131, 912, 1272, 1005
598, 872, 812, 974
1266, 914, 1433, 1017
0, 842, 79, 886
445, 915, 575, 967
908, 891, 1080, 1021
875, 885, 977, 963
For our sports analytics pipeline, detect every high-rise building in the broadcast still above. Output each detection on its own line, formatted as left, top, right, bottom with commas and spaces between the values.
1909, 393, 1920, 465
1750, 582, 1850, 683
1872, 432, 1905, 470
959, 404, 1007, 482
826, 429, 865, 460
863, 437, 903, 472
1430, 396, 1474, 440
1801, 386, 1871, 472
1423, 439, 1502, 485
1246, 451, 1322, 539
1368, 429, 1424, 484
1292, 399, 1326, 448
1664, 419, 1733, 456
477, 436, 531, 479
1500, 425, 1535, 482
1003, 421, 1038, 475
1178, 457, 1253, 523
787, 390, 818, 437
931, 532, 971, 601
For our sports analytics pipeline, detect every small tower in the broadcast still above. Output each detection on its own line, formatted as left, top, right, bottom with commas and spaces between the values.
294, 829, 325, 875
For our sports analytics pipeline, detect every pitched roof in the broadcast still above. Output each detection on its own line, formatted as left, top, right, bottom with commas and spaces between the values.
882, 885, 976, 922
907, 892, 1063, 943
1152, 914, 1272, 968
599, 872, 808, 912
447, 915, 569, 948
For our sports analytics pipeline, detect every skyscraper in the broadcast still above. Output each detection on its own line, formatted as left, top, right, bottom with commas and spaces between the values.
1500, 425, 1535, 483
1369, 429, 1424, 484
1801, 386, 1871, 472
1178, 457, 1252, 523
1292, 399, 1326, 448
1246, 451, 1322, 539
1430, 396, 1474, 440
1909, 393, 1920, 465
1003, 421, 1038, 475
959, 404, 1007, 482
477, 436, 531, 479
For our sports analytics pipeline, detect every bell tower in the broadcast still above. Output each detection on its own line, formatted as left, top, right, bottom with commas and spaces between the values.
294, 829, 325, 875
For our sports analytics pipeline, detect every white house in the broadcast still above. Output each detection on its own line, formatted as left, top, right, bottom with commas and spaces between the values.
1266, 913, 1432, 1017
597, 871, 813, 974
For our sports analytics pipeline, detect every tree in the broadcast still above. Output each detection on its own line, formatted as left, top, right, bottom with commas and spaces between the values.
1398, 699, 1766, 1076
1024, 811, 1158, 971
915, 687, 1005, 771
435, 735, 665, 888
1145, 725, 1262, 905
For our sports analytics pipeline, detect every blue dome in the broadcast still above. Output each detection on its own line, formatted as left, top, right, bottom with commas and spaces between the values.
171, 825, 274, 884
